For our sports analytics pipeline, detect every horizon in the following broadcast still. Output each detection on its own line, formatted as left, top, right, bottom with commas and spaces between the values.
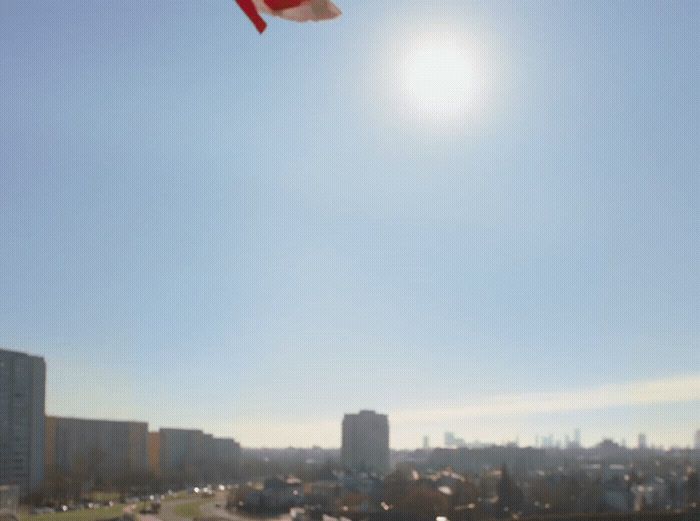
8, 348, 700, 450
1, 0, 698, 451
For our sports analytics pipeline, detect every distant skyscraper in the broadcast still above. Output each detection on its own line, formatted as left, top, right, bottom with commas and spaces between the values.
0, 348, 46, 495
423, 435, 430, 450
695, 430, 700, 451
445, 432, 456, 447
540, 434, 555, 449
444, 431, 466, 448
574, 428, 581, 448
341, 410, 390, 474
638, 433, 647, 450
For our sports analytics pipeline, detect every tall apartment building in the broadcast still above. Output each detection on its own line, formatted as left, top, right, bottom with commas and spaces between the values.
147, 432, 161, 476
203, 434, 241, 482
158, 428, 205, 479
0, 349, 46, 495
45, 417, 148, 480
341, 410, 390, 474
158, 428, 240, 483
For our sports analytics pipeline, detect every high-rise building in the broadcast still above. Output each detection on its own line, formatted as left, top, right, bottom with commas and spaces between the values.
341, 410, 390, 474
0, 348, 46, 495
540, 434, 555, 449
45, 417, 148, 480
159, 428, 205, 478
638, 433, 647, 450
203, 435, 241, 481
158, 428, 240, 483
147, 432, 161, 476
694, 429, 700, 451
573, 428, 581, 448
444, 432, 466, 448
423, 436, 430, 450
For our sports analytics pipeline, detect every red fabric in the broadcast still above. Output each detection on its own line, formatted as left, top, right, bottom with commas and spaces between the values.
263, 0, 306, 10
234, 0, 267, 33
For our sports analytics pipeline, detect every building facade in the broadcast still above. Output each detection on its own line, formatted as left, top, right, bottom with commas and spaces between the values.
638, 433, 647, 450
147, 432, 161, 476
158, 428, 205, 481
158, 428, 240, 483
341, 410, 390, 474
204, 435, 241, 481
0, 349, 46, 495
45, 417, 148, 480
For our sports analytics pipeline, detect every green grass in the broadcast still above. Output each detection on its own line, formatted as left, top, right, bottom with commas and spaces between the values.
173, 500, 204, 519
18, 503, 126, 521
86, 492, 121, 503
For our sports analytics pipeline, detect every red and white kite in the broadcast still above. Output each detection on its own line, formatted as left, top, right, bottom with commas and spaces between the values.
235, 0, 341, 33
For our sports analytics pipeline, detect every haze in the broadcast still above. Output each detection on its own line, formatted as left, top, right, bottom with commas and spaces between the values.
0, 0, 698, 449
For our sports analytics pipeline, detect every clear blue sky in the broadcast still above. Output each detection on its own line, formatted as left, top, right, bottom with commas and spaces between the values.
1, 0, 698, 449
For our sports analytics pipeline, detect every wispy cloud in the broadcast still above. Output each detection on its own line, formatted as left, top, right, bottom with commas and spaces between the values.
225, 374, 700, 447
391, 374, 700, 424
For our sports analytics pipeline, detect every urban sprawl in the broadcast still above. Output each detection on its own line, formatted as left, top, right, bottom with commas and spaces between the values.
1, 348, 699, 521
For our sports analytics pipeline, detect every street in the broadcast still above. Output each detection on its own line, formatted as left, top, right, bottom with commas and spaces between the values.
123, 491, 291, 521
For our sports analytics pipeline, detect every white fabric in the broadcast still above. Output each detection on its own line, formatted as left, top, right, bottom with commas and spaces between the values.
252, 0, 341, 22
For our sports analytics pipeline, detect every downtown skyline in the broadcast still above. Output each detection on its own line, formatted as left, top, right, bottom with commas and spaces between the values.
7, 346, 698, 450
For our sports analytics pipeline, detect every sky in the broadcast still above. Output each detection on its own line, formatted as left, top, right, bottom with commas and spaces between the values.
0, 0, 698, 449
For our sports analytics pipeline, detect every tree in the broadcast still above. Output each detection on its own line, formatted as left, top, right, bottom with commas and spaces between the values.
384, 466, 414, 504
394, 485, 450, 521
497, 464, 523, 515
666, 479, 678, 509
687, 470, 699, 507
453, 477, 479, 507
41, 465, 70, 504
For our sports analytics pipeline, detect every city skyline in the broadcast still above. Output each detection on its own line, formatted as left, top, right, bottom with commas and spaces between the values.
2, 346, 697, 451
41, 366, 700, 449
1, 0, 698, 449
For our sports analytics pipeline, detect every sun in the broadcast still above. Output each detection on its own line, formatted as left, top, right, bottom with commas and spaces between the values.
403, 34, 477, 121
366, 25, 501, 129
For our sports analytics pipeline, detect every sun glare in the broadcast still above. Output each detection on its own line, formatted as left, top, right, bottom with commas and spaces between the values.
403, 35, 478, 121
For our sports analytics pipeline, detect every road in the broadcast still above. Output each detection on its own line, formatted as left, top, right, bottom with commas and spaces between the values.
198, 492, 291, 521
123, 497, 196, 521
124, 491, 290, 521
146, 497, 194, 521
123, 503, 161, 521
123, 504, 152, 521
